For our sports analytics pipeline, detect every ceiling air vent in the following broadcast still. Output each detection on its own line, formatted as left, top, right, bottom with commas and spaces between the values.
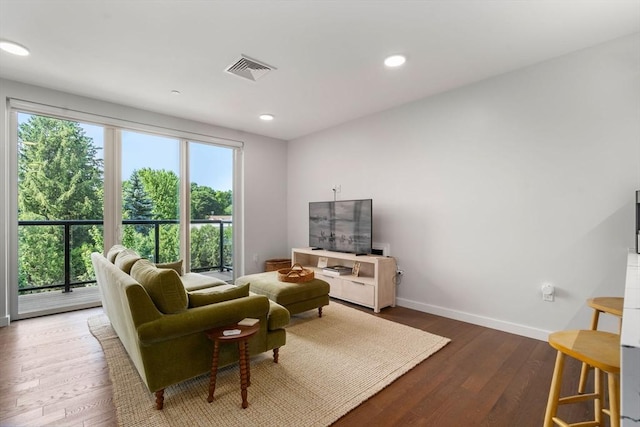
224, 55, 275, 82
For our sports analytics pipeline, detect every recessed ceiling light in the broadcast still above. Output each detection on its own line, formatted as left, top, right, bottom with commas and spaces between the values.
170, 90, 181, 95
384, 54, 406, 68
0, 40, 30, 56
259, 114, 274, 121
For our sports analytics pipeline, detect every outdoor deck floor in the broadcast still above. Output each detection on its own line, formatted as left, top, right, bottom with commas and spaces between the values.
17, 270, 233, 319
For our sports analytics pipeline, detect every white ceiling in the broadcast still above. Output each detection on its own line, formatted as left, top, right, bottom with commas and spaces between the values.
1, 1, 639, 141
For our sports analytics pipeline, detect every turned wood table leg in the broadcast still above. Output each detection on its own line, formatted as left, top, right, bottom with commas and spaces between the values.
205, 322, 259, 408
318, 306, 323, 317
273, 347, 279, 363
155, 389, 165, 409
239, 340, 249, 408
243, 340, 251, 387
207, 341, 220, 403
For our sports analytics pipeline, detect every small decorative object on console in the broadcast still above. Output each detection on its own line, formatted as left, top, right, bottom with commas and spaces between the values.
322, 265, 353, 276
277, 263, 315, 283
352, 262, 361, 277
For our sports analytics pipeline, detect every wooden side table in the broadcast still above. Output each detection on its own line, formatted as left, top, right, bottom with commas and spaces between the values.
205, 322, 260, 409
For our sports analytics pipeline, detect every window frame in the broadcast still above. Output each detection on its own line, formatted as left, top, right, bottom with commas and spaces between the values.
7, 98, 244, 319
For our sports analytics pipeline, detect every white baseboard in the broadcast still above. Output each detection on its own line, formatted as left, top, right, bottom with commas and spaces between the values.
396, 297, 551, 341
0, 316, 9, 327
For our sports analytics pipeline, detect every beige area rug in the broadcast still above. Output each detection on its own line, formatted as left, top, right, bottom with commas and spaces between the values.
88, 303, 450, 427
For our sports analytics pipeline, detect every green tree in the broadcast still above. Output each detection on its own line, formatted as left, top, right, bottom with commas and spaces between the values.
123, 168, 180, 262
18, 115, 103, 220
215, 189, 233, 215
190, 223, 233, 271
18, 212, 64, 287
123, 170, 153, 234
191, 183, 222, 219
190, 224, 219, 270
137, 168, 179, 219
18, 115, 103, 289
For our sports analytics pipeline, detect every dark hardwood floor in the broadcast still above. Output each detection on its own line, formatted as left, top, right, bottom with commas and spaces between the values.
0, 301, 600, 427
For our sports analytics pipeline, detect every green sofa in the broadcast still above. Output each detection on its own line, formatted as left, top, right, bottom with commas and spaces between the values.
91, 247, 290, 409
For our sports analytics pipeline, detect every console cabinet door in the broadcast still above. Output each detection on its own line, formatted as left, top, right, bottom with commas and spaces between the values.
341, 280, 375, 306
318, 274, 343, 297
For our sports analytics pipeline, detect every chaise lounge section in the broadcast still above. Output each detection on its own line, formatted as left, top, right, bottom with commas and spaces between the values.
236, 271, 330, 317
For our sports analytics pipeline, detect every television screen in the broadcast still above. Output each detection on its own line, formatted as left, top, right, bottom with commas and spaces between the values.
309, 199, 372, 254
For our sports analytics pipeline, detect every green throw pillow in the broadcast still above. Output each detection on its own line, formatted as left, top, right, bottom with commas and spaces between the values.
131, 258, 188, 314
155, 259, 183, 276
114, 249, 141, 274
188, 283, 250, 308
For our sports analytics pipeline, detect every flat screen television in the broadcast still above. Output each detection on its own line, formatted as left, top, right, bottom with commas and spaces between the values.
309, 199, 372, 255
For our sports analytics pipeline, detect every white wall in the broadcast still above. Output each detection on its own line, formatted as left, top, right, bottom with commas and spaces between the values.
287, 33, 640, 340
0, 79, 289, 325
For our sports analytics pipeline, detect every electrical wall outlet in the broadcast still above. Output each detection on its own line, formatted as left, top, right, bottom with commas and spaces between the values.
541, 283, 555, 302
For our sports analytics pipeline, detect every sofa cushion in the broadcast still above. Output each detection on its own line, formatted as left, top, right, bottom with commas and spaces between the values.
188, 283, 250, 308
181, 273, 229, 291
106, 244, 126, 263
130, 258, 188, 314
114, 249, 141, 274
155, 259, 183, 276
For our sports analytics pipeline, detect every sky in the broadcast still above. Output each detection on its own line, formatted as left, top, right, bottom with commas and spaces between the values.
19, 114, 233, 191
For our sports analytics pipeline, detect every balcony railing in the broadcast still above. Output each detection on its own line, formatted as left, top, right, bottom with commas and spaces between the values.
17, 218, 232, 294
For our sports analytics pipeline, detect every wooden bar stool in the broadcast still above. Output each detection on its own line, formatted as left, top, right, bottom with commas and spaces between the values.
544, 330, 620, 427
578, 297, 623, 394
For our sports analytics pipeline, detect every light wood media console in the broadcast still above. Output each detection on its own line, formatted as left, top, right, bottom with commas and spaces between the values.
291, 247, 397, 313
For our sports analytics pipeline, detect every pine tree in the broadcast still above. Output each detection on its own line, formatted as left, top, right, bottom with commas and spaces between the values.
123, 170, 153, 234
18, 115, 103, 220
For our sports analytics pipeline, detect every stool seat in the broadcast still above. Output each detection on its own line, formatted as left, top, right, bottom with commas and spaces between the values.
587, 297, 623, 319
544, 330, 620, 427
549, 330, 620, 373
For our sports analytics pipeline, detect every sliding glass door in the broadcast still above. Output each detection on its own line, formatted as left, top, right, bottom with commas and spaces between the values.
121, 131, 181, 263
16, 113, 104, 317
189, 142, 233, 280
10, 102, 239, 319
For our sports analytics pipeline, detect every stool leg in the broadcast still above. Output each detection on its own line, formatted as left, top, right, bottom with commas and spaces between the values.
589, 309, 601, 330
608, 373, 620, 427
594, 367, 602, 425
578, 363, 591, 394
579, 309, 602, 394
544, 351, 566, 427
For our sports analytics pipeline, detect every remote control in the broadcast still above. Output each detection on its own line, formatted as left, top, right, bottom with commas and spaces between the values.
223, 329, 242, 336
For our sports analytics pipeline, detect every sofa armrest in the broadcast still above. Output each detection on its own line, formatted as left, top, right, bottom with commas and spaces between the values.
126, 284, 163, 327
136, 295, 270, 344
267, 300, 290, 330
